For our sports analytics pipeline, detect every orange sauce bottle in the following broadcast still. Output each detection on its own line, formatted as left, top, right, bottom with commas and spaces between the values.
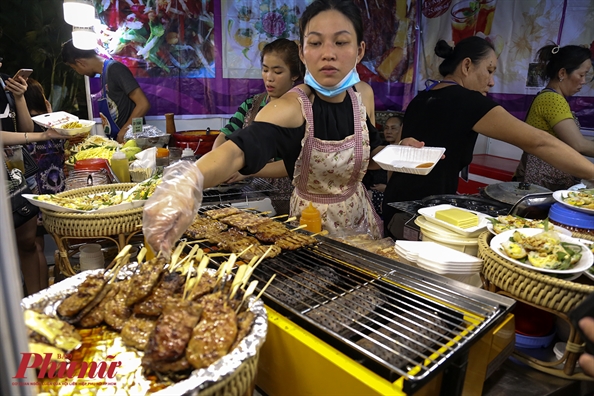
299, 202, 322, 233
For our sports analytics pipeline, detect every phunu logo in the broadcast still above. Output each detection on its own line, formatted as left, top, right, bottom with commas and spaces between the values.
13, 353, 121, 379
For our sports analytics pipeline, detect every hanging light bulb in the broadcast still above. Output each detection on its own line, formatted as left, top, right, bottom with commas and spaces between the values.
72, 26, 97, 50
63, 0, 95, 27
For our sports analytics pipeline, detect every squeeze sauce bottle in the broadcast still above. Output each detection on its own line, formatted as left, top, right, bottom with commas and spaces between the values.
299, 202, 322, 233
110, 149, 131, 183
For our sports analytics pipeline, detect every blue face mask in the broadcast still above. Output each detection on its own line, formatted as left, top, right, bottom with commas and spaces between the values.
304, 61, 360, 97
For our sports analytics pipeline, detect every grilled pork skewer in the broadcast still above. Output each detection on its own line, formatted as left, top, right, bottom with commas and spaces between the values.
185, 215, 228, 239
186, 292, 238, 369
219, 212, 272, 230
57, 274, 107, 318
133, 271, 185, 317
103, 278, 133, 331
121, 314, 158, 351
204, 206, 242, 219
125, 256, 167, 306
274, 232, 318, 250
142, 297, 203, 370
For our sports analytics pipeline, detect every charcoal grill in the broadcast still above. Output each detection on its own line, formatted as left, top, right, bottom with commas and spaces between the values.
192, 205, 516, 395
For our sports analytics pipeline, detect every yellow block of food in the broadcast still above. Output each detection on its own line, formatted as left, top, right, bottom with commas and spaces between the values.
435, 208, 478, 228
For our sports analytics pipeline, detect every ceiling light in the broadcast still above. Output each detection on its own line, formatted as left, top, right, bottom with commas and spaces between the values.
72, 26, 97, 50
63, 0, 95, 27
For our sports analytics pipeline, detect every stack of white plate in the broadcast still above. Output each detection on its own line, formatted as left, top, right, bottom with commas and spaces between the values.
415, 204, 492, 257
395, 241, 484, 286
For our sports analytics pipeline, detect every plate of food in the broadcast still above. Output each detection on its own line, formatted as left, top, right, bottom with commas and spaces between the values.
417, 204, 490, 237
32, 111, 95, 136
490, 228, 593, 274
23, 192, 145, 214
372, 145, 446, 175
487, 215, 572, 236
553, 190, 594, 214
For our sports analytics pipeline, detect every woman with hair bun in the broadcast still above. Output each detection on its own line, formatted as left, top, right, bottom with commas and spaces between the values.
382, 36, 594, 238
514, 44, 592, 190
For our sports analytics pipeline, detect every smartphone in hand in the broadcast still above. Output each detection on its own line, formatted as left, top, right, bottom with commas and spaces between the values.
13, 68, 33, 81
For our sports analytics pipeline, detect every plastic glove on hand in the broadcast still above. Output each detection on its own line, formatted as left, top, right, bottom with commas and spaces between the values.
143, 161, 204, 257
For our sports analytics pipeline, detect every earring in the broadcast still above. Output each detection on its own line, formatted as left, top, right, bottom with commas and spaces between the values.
560, 78, 564, 82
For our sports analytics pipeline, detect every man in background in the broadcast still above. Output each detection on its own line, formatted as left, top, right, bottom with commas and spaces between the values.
61, 40, 150, 143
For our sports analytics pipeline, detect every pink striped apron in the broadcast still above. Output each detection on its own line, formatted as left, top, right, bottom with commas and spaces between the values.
289, 87, 383, 238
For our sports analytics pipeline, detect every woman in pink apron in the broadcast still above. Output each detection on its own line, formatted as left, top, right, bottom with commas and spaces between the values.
144, 0, 386, 253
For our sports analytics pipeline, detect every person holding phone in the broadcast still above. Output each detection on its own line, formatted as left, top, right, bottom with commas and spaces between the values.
61, 40, 151, 143
0, 58, 35, 132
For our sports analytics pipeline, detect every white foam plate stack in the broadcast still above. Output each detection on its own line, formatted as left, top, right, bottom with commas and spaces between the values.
394, 241, 483, 275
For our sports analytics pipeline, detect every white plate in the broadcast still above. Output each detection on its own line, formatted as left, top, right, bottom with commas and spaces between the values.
53, 119, 95, 136
553, 190, 594, 215
486, 221, 572, 236
23, 193, 145, 214
372, 145, 446, 175
489, 228, 594, 274
418, 204, 489, 238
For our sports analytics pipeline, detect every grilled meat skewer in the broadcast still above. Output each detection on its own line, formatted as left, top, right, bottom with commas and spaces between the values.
247, 221, 290, 243
121, 315, 157, 351
241, 245, 282, 261
57, 274, 107, 317
220, 212, 271, 230
186, 292, 238, 369
78, 284, 118, 328
134, 271, 185, 317
188, 273, 217, 301
230, 311, 255, 351
204, 207, 241, 220
185, 215, 228, 240
126, 257, 167, 306
275, 233, 318, 250
103, 279, 132, 331
142, 298, 203, 369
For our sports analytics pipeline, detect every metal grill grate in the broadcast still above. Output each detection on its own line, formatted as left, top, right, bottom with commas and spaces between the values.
202, 178, 276, 203
191, 205, 514, 391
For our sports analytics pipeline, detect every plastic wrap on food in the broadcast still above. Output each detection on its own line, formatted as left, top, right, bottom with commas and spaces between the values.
123, 124, 166, 140
21, 266, 268, 396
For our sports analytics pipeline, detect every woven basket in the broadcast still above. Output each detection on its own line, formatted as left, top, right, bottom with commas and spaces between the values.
41, 183, 143, 238
195, 353, 259, 396
478, 231, 594, 313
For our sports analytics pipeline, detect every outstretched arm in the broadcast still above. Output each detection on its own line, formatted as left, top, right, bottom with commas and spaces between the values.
553, 118, 594, 158
474, 106, 594, 180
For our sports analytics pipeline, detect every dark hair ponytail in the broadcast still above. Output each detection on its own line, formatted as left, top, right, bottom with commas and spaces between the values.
435, 36, 494, 77
535, 43, 591, 80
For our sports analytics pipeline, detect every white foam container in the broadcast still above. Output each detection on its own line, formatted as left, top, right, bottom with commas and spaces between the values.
420, 229, 479, 256
32, 111, 95, 136
372, 145, 446, 175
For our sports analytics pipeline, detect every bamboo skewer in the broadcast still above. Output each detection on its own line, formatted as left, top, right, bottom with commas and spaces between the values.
182, 260, 195, 300
236, 244, 254, 259
312, 230, 329, 237
237, 280, 260, 314
136, 247, 147, 264
229, 265, 248, 300
270, 214, 289, 220
249, 274, 276, 309
291, 224, 308, 231
170, 242, 186, 268
104, 244, 132, 272
284, 216, 297, 223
